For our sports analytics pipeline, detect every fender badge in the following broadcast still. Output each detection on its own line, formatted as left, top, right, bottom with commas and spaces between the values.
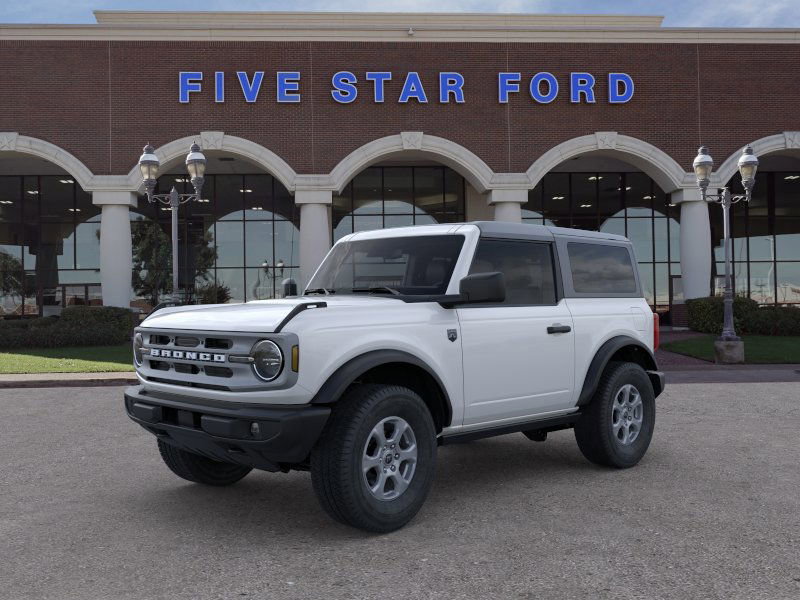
447, 329, 458, 342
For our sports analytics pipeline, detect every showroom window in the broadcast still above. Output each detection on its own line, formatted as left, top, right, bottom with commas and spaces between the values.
523, 172, 679, 314
333, 166, 466, 242
130, 173, 298, 311
0, 175, 100, 317
715, 171, 800, 305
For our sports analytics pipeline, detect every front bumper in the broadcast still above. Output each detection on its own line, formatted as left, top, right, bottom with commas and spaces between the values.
124, 385, 330, 472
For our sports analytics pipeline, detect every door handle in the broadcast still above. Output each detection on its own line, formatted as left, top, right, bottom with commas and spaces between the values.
547, 324, 572, 334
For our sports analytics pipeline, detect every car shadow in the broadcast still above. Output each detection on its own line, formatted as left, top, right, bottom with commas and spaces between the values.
127, 431, 616, 540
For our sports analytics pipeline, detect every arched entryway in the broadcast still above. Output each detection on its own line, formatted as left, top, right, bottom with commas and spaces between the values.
129, 151, 299, 310
712, 134, 800, 306
524, 137, 686, 323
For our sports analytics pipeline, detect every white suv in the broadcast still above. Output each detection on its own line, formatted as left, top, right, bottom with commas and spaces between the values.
125, 222, 664, 532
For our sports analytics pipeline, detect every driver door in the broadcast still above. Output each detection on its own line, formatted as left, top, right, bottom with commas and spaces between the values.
458, 238, 575, 427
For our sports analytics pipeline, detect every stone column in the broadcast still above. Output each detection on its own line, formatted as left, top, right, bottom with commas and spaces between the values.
487, 188, 528, 222
94, 191, 137, 308
296, 189, 333, 289
673, 188, 712, 300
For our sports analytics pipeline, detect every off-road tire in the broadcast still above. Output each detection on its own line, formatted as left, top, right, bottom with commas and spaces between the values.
574, 361, 656, 468
311, 384, 438, 533
157, 439, 252, 486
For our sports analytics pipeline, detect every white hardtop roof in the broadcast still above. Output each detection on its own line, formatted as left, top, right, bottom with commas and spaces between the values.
340, 222, 628, 243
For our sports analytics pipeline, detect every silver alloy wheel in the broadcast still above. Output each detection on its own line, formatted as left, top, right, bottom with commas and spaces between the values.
611, 384, 644, 446
362, 416, 418, 501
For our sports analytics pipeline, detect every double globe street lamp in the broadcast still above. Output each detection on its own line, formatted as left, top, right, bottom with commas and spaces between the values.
138, 143, 207, 304
692, 144, 759, 362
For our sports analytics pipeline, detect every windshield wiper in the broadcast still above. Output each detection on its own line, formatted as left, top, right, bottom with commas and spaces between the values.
305, 288, 335, 296
351, 286, 401, 296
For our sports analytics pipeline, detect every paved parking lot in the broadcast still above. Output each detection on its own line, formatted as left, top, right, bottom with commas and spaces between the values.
1, 383, 798, 600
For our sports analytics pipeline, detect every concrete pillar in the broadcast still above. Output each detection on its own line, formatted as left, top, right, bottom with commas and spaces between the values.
487, 188, 528, 222
673, 188, 712, 300
296, 189, 333, 289
94, 191, 137, 308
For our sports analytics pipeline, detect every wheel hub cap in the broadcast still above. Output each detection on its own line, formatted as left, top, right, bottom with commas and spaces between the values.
611, 384, 644, 446
362, 416, 418, 501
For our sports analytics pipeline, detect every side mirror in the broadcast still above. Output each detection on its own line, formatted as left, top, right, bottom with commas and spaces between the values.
282, 278, 298, 297
458, 271, 505, 304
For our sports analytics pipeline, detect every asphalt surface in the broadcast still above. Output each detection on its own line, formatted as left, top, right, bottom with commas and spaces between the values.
1, 384, 798, 600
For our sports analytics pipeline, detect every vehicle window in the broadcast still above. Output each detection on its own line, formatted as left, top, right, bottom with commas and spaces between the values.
469, 239, 557, 305
567, 242, 637, 294
307, 235, 464, 295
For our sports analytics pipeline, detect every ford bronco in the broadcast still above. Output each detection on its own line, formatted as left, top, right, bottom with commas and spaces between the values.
125, 221, 664, 532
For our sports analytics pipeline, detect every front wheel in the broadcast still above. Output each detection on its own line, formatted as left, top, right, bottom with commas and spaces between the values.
574, 362, 656, 468
311, 384, 438, 533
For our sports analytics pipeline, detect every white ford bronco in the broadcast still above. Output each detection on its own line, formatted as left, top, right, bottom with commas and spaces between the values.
125, 222, 664, 532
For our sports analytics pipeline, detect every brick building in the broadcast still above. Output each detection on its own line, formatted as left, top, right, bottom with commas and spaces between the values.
1, 11, 799, 319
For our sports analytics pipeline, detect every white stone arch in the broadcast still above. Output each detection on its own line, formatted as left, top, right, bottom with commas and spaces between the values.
328, 132, 496, 194
713, 131, 800, 186
526, 132, 691, 193
123, 131, 298, 192
0, 132, 95, 190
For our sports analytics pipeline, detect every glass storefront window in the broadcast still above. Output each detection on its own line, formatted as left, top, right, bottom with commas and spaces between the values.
332, 166, 466, 242
0, 175, 101, 316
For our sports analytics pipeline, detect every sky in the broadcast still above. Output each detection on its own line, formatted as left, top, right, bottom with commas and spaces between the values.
1, 0, 799, 27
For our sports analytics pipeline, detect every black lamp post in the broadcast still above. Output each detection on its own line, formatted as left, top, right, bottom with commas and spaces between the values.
692, 145, 759, 356
138, 142, 206, 303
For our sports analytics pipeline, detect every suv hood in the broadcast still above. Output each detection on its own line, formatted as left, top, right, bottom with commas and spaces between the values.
140, 296, 399, 333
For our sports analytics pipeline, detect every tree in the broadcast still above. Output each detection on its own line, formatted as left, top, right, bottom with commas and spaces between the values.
0, 251, 25, 304
131, 217, 218, 306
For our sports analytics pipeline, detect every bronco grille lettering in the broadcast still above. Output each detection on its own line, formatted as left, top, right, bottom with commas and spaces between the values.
149, 348, 226, 362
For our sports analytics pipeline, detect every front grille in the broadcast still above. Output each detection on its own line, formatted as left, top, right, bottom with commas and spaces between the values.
205, 337, 233, 349
136, 327, 285, 392
205, 366, 233, 378
175, 363, 200, 375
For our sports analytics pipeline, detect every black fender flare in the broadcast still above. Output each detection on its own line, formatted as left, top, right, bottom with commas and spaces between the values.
310, 349, 453, 426
577, 335, 663, 406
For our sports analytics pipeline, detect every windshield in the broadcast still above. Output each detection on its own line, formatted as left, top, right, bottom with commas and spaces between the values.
307, 235, 465, 296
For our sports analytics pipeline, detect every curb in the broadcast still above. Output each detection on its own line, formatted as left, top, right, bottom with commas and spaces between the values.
0, 374, 137, 389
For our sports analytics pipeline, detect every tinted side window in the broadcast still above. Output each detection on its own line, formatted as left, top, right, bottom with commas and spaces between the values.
469, 239, 557, 305
567, 243, 637, 294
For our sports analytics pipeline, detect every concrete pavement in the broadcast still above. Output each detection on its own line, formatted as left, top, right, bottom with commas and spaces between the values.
1, 383, 798, 599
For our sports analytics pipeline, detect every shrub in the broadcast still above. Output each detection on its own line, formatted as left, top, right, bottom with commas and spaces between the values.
686, 296, 758, 335
686, 296, 800, 336
196, 282, 232, 305
0, 306, 136, 349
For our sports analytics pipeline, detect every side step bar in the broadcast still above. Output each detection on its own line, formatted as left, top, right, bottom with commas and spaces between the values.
440, 412, 581, 445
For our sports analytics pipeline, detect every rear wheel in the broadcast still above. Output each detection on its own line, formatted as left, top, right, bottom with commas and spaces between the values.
574, 362, 656, 468
311, 384, 437, 533
157, 439, 252, 486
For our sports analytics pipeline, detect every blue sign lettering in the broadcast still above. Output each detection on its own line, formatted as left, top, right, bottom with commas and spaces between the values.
498, 73, 521, 103
570, 72, 596, 103
177, 70, 635, 105
237, 71, 264, 103
399, 72, 428, 103
530, 72, 558, 104
277, 72, 301, 103
439, 72, 465, 103
179, 72, 203, 103
366, 72, 392, 102
608, 73, 634, 104
331, 71, 358, 103
214, 71, 224, 103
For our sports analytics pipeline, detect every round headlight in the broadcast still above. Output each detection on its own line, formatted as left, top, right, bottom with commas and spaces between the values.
251, 340, 283, 382
133, 333, 144, 367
